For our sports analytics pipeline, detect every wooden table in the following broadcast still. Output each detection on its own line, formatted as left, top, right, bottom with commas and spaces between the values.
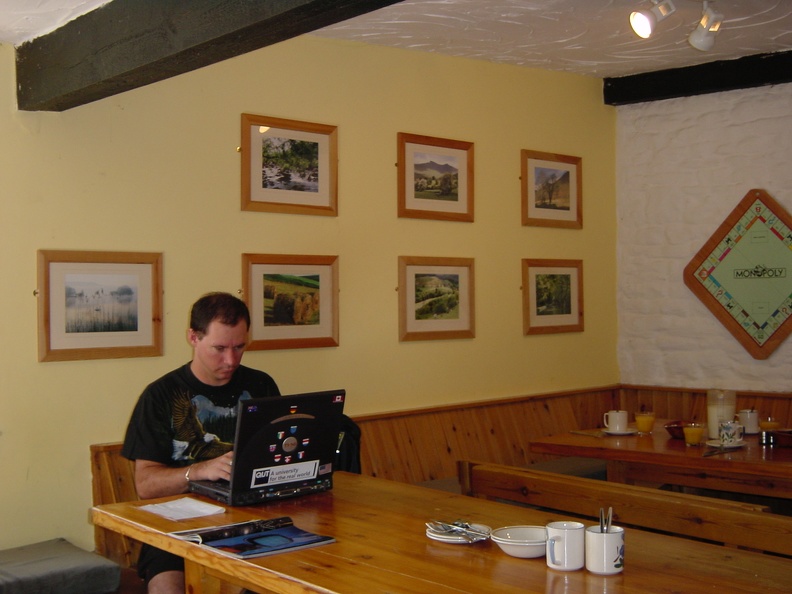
91, 472, 792, 593
530, 418, 792, 500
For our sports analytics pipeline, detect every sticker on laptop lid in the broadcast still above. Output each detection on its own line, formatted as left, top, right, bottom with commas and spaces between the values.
251, 460, 319, 488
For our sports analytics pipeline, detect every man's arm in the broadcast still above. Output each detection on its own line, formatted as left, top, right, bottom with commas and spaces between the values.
134, 451, 234, 499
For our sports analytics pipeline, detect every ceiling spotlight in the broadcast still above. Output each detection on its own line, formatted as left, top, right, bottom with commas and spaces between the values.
688, 2, 724, 51
630, 0, 677, 39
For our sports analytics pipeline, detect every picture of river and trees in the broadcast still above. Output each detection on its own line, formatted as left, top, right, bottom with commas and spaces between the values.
64, 275, 138, 333
262, 274, 321, 326
535, 273, 572, 316
261, 136, 320, 192
413, 152, 459, 203
414, 273, 460, 320
534, 166, 571, 211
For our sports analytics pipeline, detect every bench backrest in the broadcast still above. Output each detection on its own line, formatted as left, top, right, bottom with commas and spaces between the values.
459, 460, 792, 557
90, 442, 140, 568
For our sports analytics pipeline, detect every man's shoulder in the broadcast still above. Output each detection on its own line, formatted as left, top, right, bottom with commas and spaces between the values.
143, 363, 192, 392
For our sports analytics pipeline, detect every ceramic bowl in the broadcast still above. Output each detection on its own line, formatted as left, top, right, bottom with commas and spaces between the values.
490, 525, 547, 558
664, 420, 686, 439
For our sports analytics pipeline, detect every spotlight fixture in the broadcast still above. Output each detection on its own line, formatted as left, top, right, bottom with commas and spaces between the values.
688, 2, 724, 51
629, 0, 676, 39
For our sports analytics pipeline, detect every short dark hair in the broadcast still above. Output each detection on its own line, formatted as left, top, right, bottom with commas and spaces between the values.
189, 292, 251, 335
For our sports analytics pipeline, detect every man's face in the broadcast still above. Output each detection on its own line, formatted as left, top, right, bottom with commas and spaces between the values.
188, 319, 248, 386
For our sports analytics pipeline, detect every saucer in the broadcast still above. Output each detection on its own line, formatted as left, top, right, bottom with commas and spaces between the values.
603, 429, 638, 436
705, 439, 746, 449
425, 523, 490, 544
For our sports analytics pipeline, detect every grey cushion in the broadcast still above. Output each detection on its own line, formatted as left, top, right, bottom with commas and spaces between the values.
0, 538, 120, 594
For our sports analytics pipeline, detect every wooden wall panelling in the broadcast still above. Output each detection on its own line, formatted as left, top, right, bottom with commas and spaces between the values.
619, 385, 792, 427
354, 387, 619, 484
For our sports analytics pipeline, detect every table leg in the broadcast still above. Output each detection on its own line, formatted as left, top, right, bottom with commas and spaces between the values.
184, 559, 223, 594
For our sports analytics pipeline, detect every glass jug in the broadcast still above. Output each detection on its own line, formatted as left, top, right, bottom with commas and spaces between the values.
707, 389, 736, 439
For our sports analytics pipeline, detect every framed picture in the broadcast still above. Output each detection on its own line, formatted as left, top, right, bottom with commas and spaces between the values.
37, 250, 163, 362
521, 149, 582, 229
242, 253, 339, 350
398, 256, 475, 341
683, 188, 792, 359
397, 133, 474, 222
522, 258, 583, 335
241, 114, 338, 216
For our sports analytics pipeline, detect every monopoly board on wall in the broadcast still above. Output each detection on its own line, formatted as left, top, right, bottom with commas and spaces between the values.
683, 189, 792, 360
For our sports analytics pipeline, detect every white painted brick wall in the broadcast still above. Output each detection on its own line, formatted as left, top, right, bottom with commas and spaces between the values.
617, 82, 792, 391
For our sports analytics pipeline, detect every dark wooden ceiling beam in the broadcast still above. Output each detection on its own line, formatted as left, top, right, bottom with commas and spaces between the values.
603, 50, 792, 105
16, 0, 401, 112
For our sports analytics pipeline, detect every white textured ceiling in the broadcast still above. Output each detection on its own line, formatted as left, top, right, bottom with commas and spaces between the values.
2, 1, 792, 78
0, 0, 107, 45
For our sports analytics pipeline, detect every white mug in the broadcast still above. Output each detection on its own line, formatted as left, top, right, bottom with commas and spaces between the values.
603, 410, 628, 433
738, 409, 759, 434
585, 525, 625, 575
718, 421, 744, 446
546, 521, 585, 571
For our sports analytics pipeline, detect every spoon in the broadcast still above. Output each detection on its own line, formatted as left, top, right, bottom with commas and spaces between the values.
426, 522, 476, 542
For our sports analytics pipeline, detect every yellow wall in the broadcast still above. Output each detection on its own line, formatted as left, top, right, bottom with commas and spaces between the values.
0, 35, 617, 550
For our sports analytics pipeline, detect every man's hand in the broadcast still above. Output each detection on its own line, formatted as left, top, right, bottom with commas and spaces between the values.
134, 451, 234, 499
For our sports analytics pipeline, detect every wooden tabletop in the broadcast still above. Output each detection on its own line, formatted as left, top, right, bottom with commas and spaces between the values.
530, 418, 792, 499
92, 472, 792, 593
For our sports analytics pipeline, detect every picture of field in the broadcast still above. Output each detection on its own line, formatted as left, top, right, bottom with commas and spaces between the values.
262, 274, 320, 326
413, 273, 460, 320
535, 273, 572, 316
64, 274, 138, 333
534, 166, 571, 211
413, 151, 459, 203
261, 136, 319, 192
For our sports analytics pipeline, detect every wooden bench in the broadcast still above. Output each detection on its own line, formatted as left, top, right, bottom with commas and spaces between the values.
459, 460, 792, 557
90, 443, 252, 594
353, 384, 792, 488
90, 443, 146, 594
356, 386, 619, 484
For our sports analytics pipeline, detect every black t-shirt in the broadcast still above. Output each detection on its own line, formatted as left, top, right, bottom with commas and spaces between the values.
122, 362, 280, 467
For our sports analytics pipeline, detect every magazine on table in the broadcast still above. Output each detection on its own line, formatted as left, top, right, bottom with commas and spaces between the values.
171, 516, 334, 558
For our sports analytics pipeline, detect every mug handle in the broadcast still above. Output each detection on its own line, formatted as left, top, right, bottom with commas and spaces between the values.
548, 536, 560, 565
603, 413, 610, 428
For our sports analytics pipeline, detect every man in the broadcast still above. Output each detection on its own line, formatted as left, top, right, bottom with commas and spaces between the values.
122, 292, 280, 593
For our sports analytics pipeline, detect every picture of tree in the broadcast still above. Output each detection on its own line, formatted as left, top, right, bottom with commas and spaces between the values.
535, 273, 572, 316
413, 273, 460, 320
261, 137, 319, 192
534, 166, 570, 211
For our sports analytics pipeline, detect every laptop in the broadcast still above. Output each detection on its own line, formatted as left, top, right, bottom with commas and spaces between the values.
189, 389, 346, 506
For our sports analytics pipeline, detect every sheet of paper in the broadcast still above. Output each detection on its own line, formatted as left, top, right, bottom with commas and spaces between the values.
140, 497, 226, 521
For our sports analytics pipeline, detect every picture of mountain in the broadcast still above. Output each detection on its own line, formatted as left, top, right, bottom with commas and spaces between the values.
413, 152, 459, 202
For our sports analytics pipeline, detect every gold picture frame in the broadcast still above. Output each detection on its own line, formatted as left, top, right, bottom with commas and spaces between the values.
521, 149, 582, 229
398, 256, 475, 341
522, 258, 584, 334
37, 249, 163, 362
243, 253, 339, 350
397, 133, 474, 222
241, 114, 338, 216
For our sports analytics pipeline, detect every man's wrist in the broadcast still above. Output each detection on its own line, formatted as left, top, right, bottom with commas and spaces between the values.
185, 464, 193, 482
